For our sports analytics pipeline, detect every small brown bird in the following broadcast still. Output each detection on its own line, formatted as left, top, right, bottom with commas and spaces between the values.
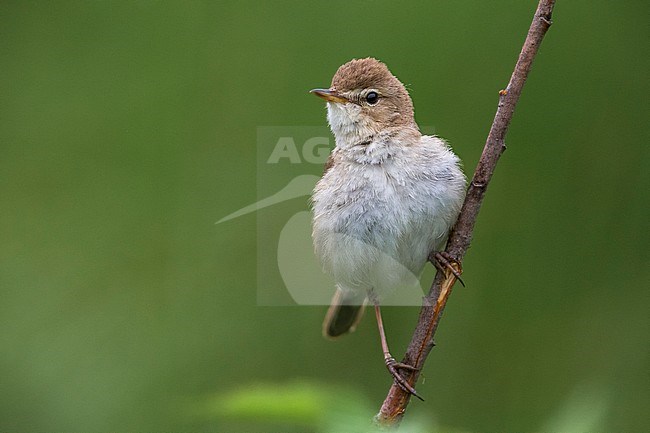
310, 58, 466, 398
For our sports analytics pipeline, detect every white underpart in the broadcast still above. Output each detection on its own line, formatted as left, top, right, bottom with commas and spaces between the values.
312, 102, 466, 303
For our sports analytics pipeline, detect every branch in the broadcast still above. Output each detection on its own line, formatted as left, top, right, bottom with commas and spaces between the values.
376, 0, 556, 425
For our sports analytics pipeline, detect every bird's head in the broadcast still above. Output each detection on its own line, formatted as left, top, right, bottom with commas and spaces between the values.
311, 58, 417, 146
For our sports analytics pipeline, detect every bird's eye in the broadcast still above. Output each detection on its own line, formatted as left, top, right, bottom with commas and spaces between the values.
365, 91, 379, 105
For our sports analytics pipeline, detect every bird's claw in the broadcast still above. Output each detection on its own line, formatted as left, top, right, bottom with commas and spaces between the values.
430, 251, 465, 287
385, 357, 424, 401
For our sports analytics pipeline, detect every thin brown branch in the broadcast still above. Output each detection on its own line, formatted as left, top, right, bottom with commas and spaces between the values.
376, 0, 556, 425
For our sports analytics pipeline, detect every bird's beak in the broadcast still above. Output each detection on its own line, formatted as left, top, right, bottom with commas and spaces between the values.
310, 88, 348, 104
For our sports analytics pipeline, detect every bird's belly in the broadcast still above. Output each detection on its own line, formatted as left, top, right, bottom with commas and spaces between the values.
312, 177, 442, 296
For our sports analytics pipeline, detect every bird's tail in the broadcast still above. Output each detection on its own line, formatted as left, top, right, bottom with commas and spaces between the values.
322, 288, 366, 338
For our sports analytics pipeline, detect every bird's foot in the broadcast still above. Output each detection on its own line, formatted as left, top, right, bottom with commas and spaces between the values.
385, 356, 424, 401
430, 251, 465, 287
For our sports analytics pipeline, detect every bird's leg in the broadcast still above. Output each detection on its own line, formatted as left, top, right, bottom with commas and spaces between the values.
430, 251, 465, 287
370, 293, 424, 401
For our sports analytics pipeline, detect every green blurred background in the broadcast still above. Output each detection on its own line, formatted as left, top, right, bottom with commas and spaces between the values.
1, 1, 648, 432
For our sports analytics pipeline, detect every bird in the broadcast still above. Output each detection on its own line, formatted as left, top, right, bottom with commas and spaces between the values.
310, 58, 466, 398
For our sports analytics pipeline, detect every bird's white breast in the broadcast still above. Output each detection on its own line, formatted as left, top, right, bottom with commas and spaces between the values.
311, 133, 465, 299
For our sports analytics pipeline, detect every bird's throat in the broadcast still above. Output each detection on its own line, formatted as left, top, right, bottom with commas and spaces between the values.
326, 102, 377, 150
